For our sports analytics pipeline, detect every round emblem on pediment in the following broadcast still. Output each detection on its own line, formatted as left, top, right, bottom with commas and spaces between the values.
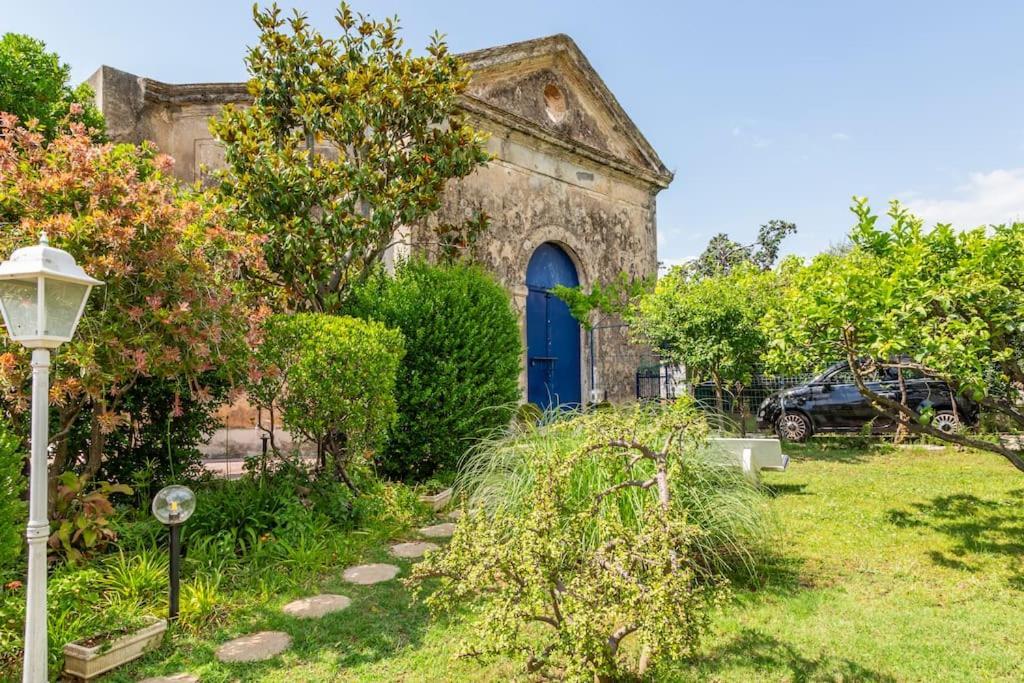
543, 83, 567, 123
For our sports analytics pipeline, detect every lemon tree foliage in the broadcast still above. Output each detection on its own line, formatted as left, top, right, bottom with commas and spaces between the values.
249, 314, 404, 493
0, 114, 264, 490
210, 3, 492, 314
411, 401, 727, 682
631, 265, 777, 416
764, 198, 1024, 472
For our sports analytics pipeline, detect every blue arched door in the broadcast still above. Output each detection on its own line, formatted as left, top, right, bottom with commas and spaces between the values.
526, 243, 582, 410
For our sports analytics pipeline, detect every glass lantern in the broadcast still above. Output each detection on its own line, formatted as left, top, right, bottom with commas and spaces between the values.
0, 233, 102, 348
152, 485, 197, 525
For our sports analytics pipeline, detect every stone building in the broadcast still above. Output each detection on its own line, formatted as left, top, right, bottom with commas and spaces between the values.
88, 34, 673, 410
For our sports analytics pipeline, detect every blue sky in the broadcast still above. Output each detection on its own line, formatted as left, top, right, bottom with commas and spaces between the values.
5, 1, 1024, 265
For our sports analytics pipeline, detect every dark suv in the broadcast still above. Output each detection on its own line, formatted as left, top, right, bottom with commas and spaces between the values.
756, 362, 977, 442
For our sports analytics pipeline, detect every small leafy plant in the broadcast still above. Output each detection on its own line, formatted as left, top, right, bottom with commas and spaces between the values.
48, 472, 132, 563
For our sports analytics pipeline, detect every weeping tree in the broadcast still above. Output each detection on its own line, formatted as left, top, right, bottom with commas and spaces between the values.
410, 400, 728, 681
210, 2, 492, 314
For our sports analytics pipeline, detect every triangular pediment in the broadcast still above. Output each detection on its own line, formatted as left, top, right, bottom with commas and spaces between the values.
458, 34, 672, 187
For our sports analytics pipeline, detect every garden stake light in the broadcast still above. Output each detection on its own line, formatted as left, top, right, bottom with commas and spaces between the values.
0, 233, 101, 683
152, 485, 197, 621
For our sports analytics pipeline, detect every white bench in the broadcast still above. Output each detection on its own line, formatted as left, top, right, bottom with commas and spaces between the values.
709, 437, 789, 483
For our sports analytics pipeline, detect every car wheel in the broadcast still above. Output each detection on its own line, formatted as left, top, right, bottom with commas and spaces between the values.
776, 412, 811, 442
933, 410, 961, 434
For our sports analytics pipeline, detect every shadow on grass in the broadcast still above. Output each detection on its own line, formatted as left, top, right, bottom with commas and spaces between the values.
687, 627, 896, 682
763, 482, 810, 498
885, 489, 1024, 585
784, 438, 892, 465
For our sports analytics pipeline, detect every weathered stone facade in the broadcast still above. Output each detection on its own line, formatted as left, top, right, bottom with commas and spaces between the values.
88, 34, 672, 405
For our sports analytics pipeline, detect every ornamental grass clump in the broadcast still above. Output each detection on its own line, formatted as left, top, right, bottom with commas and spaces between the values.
411, 400, 763, 681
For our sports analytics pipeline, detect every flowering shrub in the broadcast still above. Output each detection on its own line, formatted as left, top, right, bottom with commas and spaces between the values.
0, 113, 267, 487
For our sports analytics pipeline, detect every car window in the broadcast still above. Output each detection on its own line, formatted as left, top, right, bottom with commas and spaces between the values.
826, 365, 880, 384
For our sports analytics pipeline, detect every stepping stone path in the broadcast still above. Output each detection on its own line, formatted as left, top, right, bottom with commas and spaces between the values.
139, 675, 198, 683
282, 593, 352, 619
419, 522, 456, 538
343, 563, 400, 585
447, 509, 464, 521
390, 541, 440, 559
216, 631, 292, 663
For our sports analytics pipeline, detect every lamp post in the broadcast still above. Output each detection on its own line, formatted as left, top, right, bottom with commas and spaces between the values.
152, 485, 196, 621
0, 233, 101, 683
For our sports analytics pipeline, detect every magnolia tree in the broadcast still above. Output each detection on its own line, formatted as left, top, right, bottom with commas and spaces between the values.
411, 400, 725, 681
211, 3, 491, 313
0, 114, 265, 493
764, 198, 1024, 472
630, 265, 777, 427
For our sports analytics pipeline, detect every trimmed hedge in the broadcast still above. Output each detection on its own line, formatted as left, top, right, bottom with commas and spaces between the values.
350, 260, 522, 481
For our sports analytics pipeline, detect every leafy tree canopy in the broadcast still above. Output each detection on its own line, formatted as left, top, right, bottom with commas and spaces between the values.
551, 271, 653, 331
210, 3, 491, 313
763, 197, 1024, 472
0, 33, 104, 139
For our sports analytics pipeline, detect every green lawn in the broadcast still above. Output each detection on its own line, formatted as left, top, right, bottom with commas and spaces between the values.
117, 443, 1024, 682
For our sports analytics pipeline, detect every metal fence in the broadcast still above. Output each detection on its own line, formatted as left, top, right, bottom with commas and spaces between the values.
636, 364, 817, 417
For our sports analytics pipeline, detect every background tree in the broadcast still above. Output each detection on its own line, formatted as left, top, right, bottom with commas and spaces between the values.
211, 3, 491, 314
630, 264, 776, 428
0, 33, 104, 139
764, 197, 1024, 472
0, 114, 265, 498
692, 219, 796, 278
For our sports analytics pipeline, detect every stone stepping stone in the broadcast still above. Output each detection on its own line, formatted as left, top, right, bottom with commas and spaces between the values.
139, 675, 198, 683
282, 593, 352, 619
447, 509, 464, 521
390, 541, 440, 559
342, 563, 400, 585
419, 522, 456, 538
216, 630, 291, 663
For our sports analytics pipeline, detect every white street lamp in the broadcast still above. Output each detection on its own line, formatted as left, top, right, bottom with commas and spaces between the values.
0, 233, 101, 683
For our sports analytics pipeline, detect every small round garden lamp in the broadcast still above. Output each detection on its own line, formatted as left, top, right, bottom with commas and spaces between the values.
152, 485, 196, 621
0, 232, 101, 683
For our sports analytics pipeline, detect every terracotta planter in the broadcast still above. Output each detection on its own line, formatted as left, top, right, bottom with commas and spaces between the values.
63, 616, 167, 681
418, 487, 452, 511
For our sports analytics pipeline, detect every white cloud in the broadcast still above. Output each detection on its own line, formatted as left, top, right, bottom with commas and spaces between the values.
831, 132, 851, 142
905, 168, 1024, 227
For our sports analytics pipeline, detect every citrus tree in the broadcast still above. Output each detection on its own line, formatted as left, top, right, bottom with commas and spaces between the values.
211, 3, 491, 314
630, 264, 777, 422
0, 113, 265, 492
764, 197, 1024, 472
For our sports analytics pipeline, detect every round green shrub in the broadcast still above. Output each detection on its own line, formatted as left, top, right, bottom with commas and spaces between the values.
349, 259, 522, 481
250, 313, 405, 492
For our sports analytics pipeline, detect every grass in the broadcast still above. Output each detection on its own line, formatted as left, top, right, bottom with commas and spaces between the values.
102, 442, 1024, 681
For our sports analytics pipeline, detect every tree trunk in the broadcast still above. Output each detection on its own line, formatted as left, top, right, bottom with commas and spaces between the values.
711, 372, 725, 415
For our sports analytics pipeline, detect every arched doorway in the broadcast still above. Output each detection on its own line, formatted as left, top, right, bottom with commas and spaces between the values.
526, 243, 582, 410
